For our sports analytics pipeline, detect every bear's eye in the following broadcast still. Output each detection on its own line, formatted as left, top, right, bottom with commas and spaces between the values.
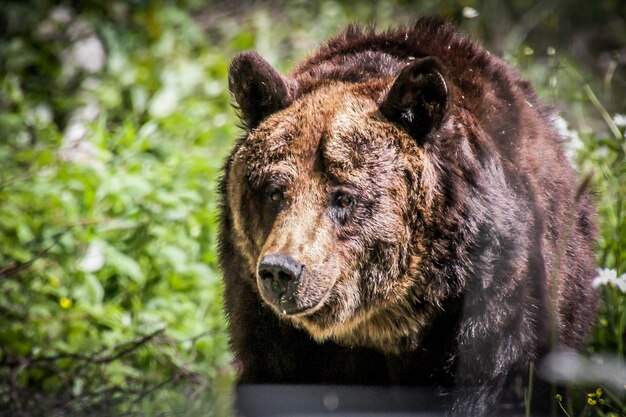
265, 185, 285, 204
270, 190, 284, 202
333, 192, 354, 209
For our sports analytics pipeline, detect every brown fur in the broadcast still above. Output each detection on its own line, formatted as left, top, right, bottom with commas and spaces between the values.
219, 17, 598, 416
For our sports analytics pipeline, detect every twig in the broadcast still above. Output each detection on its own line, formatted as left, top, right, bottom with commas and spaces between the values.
561, 60, 622, 141
0, 258, 38, 279
0, 217, 115, 280
583, 84, 622, 141
182, 329, 215, 344
147, 336, 200, 384
0, 170, 38, 191
502, 1, 558, 54
2, 328, 166, 368
0, 230, 66, 279
131, 375, 179, 405
0, 303, 27, 320
92, 328, 166, 364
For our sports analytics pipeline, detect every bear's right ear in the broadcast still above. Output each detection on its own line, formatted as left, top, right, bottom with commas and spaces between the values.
228, 52, 295, 130
380, 57, 448, 141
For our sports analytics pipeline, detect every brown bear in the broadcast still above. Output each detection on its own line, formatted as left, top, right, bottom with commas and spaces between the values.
219, 17, 598, 416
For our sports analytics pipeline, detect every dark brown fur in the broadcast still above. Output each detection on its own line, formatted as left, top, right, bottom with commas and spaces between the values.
219, 17, 598, 416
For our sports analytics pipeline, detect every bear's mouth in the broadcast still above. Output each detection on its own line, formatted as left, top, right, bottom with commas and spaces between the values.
256, 275, 335, 318
276, 294, 328, 317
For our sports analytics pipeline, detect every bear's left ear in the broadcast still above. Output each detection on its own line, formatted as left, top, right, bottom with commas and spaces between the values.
380, 57, 448, 141
229, 52, 296, 130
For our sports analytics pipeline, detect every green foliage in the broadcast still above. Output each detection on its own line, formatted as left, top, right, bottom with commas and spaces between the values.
0, 1, 624, 416
0, 3, 237, 415
576, 99, 626, 417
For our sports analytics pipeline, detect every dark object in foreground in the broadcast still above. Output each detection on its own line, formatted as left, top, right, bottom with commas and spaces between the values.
220, 17, 598, 417
235, 385, 446, 417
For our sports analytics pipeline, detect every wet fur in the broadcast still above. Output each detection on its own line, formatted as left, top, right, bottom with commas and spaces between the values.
219, 17, 598, 416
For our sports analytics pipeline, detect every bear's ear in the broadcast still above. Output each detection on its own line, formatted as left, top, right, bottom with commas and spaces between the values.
228, 52, 295, 130
380, 57, 448, 141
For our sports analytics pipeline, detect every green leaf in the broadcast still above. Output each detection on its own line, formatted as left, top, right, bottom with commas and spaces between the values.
103, 243, 145, 284
84, 273, 104, 304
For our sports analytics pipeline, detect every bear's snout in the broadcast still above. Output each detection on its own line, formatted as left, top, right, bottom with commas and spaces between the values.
257, 254, 306, 314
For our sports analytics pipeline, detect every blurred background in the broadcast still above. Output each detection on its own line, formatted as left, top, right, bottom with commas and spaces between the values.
0, 0, 624, 416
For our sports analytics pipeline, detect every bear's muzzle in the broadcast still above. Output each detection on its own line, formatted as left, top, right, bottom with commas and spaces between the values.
257, 253, 308, 315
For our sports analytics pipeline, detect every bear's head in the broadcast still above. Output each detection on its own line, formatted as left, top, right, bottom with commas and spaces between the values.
225, 52, 451, 352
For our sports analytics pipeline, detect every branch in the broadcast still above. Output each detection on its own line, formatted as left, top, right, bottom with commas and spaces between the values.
0, 170, 38, 191
0, 230, 66, 280
0, 217, 120, 280
2, 328, 166, 368
92, 328, 166, 364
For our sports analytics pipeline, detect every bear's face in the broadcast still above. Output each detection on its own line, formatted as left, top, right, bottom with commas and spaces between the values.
226, 52, 448, 350
227, 82, 440, 348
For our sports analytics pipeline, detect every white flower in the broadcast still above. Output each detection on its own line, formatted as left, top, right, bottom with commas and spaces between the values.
554, 116, 583, 162
27, 103, 53, 125
67, 34, 106, 73
612, 114, 626, 128
50, 6, 73, 25
148, 87, 179, 119
79, 242, 105, 273
593, 268, 617, 288
64, 121, 88, 143
615, 275, 626, 293
593, 268, 626, 293
59, 97, 104, 170
462, 7, 479, 19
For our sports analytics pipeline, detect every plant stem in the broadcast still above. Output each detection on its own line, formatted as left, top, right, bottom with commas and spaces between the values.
525, 362, 534, 417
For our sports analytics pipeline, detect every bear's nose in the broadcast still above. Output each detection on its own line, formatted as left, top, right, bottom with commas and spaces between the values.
258, 254, 302, 282
257, 254, 304, 313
